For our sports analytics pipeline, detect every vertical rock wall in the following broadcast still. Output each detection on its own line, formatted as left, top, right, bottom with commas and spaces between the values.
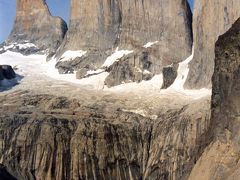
185, 0, 240, 89
6, 0, 68, 55
56, 0, 192, 77
189, 17, 240, 180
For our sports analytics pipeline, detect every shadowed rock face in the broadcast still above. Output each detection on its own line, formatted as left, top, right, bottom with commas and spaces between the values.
56, 0, 192, 79
0, 164, 17, 180
189, 18, 240, 180
0, 90, 210, 180
6, 0, 68, 55
185, 0, 240, 89
0, 65, 16, 80
161, 64, 179, 89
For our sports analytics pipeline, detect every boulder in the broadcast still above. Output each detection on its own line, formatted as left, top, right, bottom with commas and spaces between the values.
76, 68, 88, 79
0, 65, 16, 80
161, 64, 179, 89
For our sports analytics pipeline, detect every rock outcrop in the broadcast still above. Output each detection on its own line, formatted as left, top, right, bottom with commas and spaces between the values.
0, 65, 18, 90
0, 90, 211, 180
189, 17, 240, 179
0, 65, 16, 80
4, 0, 67, 56
104, 50, 154, 87
185, 0, 240, 89
56, 0, 192, 86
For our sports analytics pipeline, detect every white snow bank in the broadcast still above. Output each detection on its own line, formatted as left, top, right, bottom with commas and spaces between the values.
59, 50, 87, 62
108, 74, 163, 92
44, 57, 109, 89
102, 47, 133, 68
0, 50, 211, 99
169, 47, 194, 91
143, 41, 159, 48
17, 43, 36, 50
86, 69, 105, 76
3, 42, 37, 51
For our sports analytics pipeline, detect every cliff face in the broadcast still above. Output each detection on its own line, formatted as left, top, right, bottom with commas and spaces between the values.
189, 18, 240, 179
0, 90, 210, 180
56, 0, 192, 83
61, 0, 121, 53
118, 0, 192, 53
6, 0, 67, 55
185, 0, 240, 88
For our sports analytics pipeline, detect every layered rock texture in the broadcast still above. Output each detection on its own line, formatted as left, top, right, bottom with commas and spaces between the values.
189, 18, 240, 179
185, 0, 240, 88
5, 0, 67, 56
56, 0, 192, 85
0, 90, 211, 180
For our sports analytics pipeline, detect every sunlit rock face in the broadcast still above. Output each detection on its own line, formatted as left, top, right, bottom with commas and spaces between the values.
185, 0, 240, 89
56, 0, 193, 83
6, 0, 67, 55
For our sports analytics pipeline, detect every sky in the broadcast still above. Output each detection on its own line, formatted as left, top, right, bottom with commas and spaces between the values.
0, 0, 194, 43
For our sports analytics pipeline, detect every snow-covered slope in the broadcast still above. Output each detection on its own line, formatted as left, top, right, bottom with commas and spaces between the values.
0, 50, 211, 99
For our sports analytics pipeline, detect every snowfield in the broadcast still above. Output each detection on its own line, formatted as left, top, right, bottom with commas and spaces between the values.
0, 49, 211, 100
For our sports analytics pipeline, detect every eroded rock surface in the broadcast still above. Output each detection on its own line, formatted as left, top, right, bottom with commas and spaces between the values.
185, 0, 240, 88
189, 18, 240, 180
5, 0, 67, 56
0, 89, 210, 180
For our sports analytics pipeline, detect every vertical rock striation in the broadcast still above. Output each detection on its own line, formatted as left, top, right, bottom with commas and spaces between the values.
6, 0, 68, 56
185, 0, 240, 89
0, 91, 211, 180
56, 0, 193, 84
189, 17, 240, 180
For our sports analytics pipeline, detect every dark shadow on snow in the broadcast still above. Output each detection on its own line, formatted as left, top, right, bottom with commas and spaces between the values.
0, 74, 24, 92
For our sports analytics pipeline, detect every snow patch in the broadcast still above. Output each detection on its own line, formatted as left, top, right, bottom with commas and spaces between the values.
86, 69, 105, 76
40, 56, 108, 90
143, 70, 151, 74
143, 41, 159, 48
59, 50, 87, 62
122, 109, 158, 120
17, 43, 36, 50
3, 42, 37, 51
102, 47, 133, 68
169, 47, 194, 91
108, 74, 163, 92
